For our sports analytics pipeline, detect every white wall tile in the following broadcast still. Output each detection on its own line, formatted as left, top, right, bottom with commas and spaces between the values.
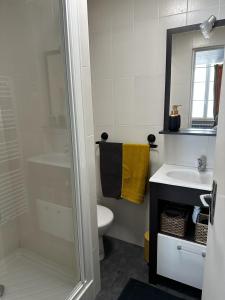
112, 29, 135, 77
90, 32, 112, 79
100, 196, 148, 246
92, 79, 114, 126
134, 0, 159, 23
112, 0, 134, 31
159, 0, 187, 16
134, 75, 164, 126
164, 135, 213, 168
114, 77, 134, 126
134, 20, 163, 76
207, 136, 216, 169
159, 13, 187, 32
188, 0, 219, 11
187, 7, 219, 25
88, 0, 112, 33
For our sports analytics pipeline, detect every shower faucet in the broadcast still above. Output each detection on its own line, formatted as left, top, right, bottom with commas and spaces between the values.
198, 155, 207, 172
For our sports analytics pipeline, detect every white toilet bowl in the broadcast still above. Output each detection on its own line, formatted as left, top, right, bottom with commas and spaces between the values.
97, 205, 114, 260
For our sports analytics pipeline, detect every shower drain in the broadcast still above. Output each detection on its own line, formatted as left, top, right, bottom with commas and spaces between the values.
0, 285, 4, 297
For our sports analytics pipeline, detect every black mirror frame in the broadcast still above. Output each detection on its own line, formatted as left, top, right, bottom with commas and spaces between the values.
160, 19, 225, 136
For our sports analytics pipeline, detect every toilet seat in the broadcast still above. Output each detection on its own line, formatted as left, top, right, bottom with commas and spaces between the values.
97, 205, 114, 229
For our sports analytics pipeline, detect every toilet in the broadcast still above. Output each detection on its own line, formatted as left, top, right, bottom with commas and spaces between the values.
97, 205, 114, 260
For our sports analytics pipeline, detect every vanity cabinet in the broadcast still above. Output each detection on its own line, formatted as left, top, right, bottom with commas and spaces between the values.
149, 181, 210, 291
157, 233, 206, 289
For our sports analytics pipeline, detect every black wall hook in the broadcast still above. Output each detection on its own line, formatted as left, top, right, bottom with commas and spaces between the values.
101, 132, 108, 141
147, 134, 158, 148
96, 132, 108, 144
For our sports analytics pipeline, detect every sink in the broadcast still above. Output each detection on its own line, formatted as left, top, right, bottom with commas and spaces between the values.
166, 169, 212, 185
28, 153, 70, 168
150, 164, 213, 191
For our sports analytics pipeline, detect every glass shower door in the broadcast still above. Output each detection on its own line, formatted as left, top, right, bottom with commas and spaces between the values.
0, 0, 81, 299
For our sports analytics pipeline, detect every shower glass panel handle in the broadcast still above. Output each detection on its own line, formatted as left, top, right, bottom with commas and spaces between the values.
0, 0, 82, 299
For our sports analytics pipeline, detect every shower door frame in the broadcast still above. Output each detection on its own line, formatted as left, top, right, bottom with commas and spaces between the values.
61, 0, 96, 299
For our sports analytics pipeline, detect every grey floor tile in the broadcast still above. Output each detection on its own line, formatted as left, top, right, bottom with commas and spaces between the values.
95, 236, 200, 300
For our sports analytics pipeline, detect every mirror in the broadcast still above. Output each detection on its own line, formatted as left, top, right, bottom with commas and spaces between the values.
191, 47, 223, 127
163, 20, 225, 135
46, 50, 67, 128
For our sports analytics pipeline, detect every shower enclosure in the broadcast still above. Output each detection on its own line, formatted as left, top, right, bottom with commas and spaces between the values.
0, 0, 94, 299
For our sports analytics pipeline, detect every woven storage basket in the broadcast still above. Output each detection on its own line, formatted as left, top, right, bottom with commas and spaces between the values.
195, 213, 208, 245
160, 210, 189, 238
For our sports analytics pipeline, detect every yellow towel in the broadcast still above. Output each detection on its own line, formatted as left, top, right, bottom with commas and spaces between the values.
121, 144, 149, 204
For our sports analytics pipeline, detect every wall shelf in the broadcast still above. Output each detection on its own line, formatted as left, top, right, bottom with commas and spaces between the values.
159, 128, 217, 137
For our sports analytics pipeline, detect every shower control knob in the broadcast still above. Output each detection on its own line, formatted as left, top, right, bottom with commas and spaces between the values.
177, 245, 182, 250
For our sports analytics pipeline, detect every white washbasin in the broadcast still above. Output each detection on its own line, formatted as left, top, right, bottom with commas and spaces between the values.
150, 164, 213, 191
166, 169, 211, 185
28, 153, 70, 168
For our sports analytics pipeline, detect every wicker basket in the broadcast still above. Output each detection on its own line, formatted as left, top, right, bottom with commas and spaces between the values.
195, 213, 208, 245
160, 209, 189, 238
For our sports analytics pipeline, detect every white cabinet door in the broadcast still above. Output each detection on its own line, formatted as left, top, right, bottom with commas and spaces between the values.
157, 233, 206, 289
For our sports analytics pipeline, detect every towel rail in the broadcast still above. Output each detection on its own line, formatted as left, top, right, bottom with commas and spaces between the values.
95, 132, 158, 149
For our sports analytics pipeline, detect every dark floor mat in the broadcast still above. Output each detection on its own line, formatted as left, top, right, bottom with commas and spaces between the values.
118, 278, 184, 300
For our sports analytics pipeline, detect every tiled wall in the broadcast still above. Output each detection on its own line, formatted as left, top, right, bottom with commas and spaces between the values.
0, 0, 29, 261
88, 0, 222, 246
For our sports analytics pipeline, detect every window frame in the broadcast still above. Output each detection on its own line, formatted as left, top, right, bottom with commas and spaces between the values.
190, 46, 224, 126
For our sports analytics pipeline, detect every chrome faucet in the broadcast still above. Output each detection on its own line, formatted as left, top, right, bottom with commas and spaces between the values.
198, 155, 207, 172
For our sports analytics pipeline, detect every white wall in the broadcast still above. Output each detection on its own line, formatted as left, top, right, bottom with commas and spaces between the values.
88, 0, 224, 247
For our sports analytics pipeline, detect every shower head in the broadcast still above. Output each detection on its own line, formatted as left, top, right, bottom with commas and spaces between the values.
200, 15, 216, 39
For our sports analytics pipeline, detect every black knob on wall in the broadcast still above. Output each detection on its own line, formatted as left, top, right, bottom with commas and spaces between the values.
147, 134, 156, 144
101, 132, 108, 141
147, 134, 158, 148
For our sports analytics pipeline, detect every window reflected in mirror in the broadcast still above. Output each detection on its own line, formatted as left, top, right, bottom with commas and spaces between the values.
169, 25, 225, 133
191, 47, 224, 128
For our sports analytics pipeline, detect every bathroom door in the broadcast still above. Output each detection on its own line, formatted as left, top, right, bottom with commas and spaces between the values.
202, 61, 225, 299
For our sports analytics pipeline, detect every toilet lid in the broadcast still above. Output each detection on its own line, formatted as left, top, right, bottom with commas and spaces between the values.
97, 205, 114, 228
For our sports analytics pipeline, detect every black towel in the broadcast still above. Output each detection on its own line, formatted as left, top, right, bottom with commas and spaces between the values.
99, 142, 122, 198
